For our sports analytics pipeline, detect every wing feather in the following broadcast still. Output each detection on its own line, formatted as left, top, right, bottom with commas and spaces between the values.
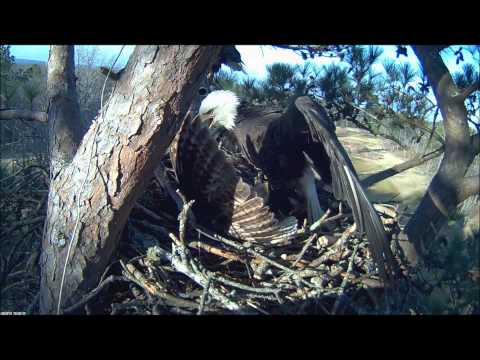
170, 114, 297, 244
294, 97, 395, 282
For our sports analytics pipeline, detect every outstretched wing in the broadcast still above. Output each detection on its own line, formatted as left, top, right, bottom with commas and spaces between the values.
170, 113, 297, 245
293, 96, 396, 282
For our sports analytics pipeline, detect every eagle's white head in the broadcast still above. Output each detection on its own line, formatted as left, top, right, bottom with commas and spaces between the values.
198, 90, 239, 130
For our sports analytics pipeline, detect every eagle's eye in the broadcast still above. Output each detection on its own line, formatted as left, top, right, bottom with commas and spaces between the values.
198, 87, 208, 96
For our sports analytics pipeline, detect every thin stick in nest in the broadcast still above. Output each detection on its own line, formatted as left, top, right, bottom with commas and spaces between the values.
188, 241, 245, 263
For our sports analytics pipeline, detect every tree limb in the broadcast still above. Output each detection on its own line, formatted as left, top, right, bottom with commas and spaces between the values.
361, 146, 445, 188
458, 176, 480, 203
274, 45, 346, 58
0, 109, 48, 123
453, 79, 480, 102
404, 46, 477, 261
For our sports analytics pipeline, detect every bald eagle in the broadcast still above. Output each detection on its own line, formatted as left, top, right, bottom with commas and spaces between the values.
170, 111, 298, 245
197, 90, 396, 281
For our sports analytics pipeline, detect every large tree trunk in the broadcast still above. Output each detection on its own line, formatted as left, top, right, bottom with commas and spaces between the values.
403, 46, 479, 263
40, 45, 222, 314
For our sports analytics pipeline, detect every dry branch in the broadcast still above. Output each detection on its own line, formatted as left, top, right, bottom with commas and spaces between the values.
62, 275, 127, 314
361, 146, 444, 188
188, 241, 245, 263
0, 216, 44, 240
170, 200, 250, 312
332, 244, 359, 314
0, 109, 48, 123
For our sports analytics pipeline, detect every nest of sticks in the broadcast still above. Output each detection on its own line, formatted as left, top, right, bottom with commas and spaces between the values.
65, 149, 406, 315
0, 151, 409, 315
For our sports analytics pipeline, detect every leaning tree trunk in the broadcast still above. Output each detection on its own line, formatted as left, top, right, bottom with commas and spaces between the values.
402, 46, 479, 263
40, 45, 222, 314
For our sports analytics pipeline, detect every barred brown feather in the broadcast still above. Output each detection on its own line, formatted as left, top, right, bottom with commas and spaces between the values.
170, 113, 298, 244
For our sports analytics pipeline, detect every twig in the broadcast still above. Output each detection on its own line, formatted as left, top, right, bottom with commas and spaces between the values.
26, 292, 40, 314
335, 223, 357, 249
332, 244, 359, 314
422, 107, 440, 155
170, 202, 250, 313
170, 235, 247, 312
0, 109, 47, 123
121, 261, 165, 295
188, 241, 245, 263
0, 165, 48, 184
291, 234, 317, 268
197, 275, 212, 315
0, 216, 44, 240
195, 228, 321, 290
120, 259, 211, 311
214, 275, 281, 294
62, 275, 127, 314
246, 301, 270, 315
309, 209, 332, 232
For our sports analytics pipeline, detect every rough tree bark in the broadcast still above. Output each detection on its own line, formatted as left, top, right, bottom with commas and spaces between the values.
402, 46, 479, 263
40, 45, 222, 314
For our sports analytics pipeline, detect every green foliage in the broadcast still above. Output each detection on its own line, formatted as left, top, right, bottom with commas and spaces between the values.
210, 45, 477, 147
213, 62, 320, 105
1, 45, 17, 106
345, 45, 383, 84
20, 65, 44, 109
213, 69, 240, 92
1, 49, 46, 110
416, 221, 480, 314
383, 60, 401, 83
240, 77, 264, 102
0, 45, 15, 77
453, 62, 480, 122
266, 63, 296, 89
316, 64, 352, 103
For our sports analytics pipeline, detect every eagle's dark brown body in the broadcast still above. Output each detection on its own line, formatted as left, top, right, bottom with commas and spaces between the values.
228, 97, 396, 281
231, 102, 333, 217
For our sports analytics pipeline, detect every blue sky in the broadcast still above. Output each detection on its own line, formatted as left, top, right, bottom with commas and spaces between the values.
9, 45, 474, 82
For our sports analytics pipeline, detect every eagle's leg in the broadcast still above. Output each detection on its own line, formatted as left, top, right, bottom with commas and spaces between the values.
298, 166, 324, 224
